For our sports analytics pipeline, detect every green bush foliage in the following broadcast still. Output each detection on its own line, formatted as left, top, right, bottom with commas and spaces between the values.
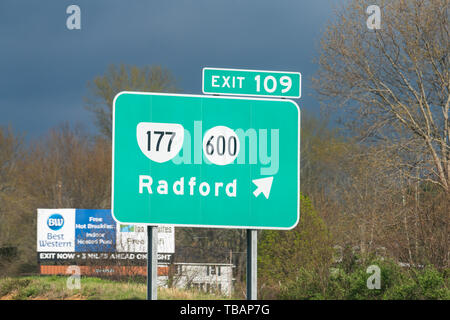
276, 258, 449, 300
258, 193, 449, 300
258, 194, 334, 298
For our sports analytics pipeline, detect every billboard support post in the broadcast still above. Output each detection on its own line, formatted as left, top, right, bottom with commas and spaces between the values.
147, 225, 158, 300
246, 229, 257, 300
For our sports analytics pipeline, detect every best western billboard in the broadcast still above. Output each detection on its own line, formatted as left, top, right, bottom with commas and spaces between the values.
37, 209, 175, 262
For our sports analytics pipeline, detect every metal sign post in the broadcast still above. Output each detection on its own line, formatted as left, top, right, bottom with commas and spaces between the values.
247, 229, 257, 300
147, 226, 158, 300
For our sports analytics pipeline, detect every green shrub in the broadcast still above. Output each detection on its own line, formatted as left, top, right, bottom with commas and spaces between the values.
383, 278, 420, 300
258, 193, 334, 296
272, 257, 449, 300
0, 278, 31, 297
16, 286, 39, 300
384, 266, 450, 300
278, 268, 326, 300
416, 266, 449, 299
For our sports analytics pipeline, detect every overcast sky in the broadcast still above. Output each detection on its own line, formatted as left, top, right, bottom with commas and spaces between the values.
0, 0, 343, 139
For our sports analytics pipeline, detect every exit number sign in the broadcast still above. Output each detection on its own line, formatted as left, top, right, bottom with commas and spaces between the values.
202, 67, 301, 99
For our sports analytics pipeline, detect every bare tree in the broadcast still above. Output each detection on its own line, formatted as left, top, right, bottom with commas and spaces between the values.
313, 0, 449, 192
22, 124, 112, 209
84, 64, 178, 139
0, 126, 22, 250
298, 113, 448, 268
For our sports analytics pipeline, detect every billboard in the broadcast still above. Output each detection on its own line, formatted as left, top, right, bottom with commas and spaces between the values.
37, 209, 175, 265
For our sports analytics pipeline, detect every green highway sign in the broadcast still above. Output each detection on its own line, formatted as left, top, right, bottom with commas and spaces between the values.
202, 67, 301, 98
112, 91, 300, 229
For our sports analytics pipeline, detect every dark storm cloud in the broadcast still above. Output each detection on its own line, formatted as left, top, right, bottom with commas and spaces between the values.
0, 0, 341, 138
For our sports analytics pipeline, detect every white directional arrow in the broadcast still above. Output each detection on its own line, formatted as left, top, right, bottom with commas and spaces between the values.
252, 176, 274, 199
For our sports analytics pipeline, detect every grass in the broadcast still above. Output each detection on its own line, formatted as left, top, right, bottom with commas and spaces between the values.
0, 276, 230, 300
